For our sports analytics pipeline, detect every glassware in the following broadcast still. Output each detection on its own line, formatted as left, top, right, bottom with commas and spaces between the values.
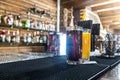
82, 28, 91, 62
66, 27, 83, 65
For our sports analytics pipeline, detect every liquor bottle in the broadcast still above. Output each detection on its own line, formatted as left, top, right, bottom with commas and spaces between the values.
39, 31, 43, 43
47, 23, 50, 31
53, 24, 56, 31
32, 31, 37, 43
40, 36, 44, 44
11, 31, 16, 43
1, 11, 7, 24
18, 20, 23, 27
31, 4, 37, 14
14, 15, 19, 26
7, 13, 14, 25
6, 30, 11, 43
36, 31, 40, 43
49, 23, 55, 31
34, 20, 38, 29
25, 11, 30, 28
42, 22, 45, 30
17, 14, 22, 27
24, 19, 30, 28
0, 29, 6, 42
27, 33, 32, 43
45, 21, 49, 30
23, 34, 27, 43
15, 30, 20, 43
37, 21, 42, 30
43, 32, 47, 43
49, 23, 52, 31
30, 18, 34, 28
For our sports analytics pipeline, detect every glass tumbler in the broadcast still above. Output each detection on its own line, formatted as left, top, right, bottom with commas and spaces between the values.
66, 27, 83, 65
82, 28, 91, 62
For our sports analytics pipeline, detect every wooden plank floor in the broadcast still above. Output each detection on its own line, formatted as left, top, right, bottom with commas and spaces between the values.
98, 63, 120, 80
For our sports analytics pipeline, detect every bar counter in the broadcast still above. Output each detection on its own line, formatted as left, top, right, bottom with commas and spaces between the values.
0, 55, 119, 80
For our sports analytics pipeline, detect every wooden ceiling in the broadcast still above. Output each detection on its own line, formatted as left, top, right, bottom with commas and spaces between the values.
61, 0, 120, 32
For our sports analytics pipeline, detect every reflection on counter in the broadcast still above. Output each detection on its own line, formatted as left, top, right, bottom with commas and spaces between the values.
0, 52, 54, 64
98, 63, 120, 80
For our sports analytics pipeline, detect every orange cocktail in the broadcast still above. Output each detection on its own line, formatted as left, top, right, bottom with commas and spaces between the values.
82, 32, 91, 59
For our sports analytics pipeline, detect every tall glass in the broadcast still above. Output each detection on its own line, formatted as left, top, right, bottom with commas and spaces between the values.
82, 29, 91, 61
66, 27, 82, 65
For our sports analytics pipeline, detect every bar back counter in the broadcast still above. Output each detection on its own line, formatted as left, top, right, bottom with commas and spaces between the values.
0, 56, 120, 80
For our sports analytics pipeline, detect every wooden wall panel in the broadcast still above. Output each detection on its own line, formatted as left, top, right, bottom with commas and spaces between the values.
0, 47, 19, 52
0, 0, 57, 53
0, 46, 44, 53
0, 0, 57, 22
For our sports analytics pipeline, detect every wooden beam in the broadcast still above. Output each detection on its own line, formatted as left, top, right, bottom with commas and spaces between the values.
101, 17, 120, 22
102, 21, 120, 27
110, 24, 120, 29
102, 22, 120, 26
101, 20, 115, 23
92, 2, 120, 11
102, 22, 114, 25
61, 0, 119, 9
62, 0, 111, 8
81, 0, 111, 7
100, 15, 120, 19
98, 10, 120, 17
94, 7, 120, 12
114, 29, 120, 34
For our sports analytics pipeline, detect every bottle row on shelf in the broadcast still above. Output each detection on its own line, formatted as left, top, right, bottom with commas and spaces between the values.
0, 13, 56, 31
0, 29, 49, 45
